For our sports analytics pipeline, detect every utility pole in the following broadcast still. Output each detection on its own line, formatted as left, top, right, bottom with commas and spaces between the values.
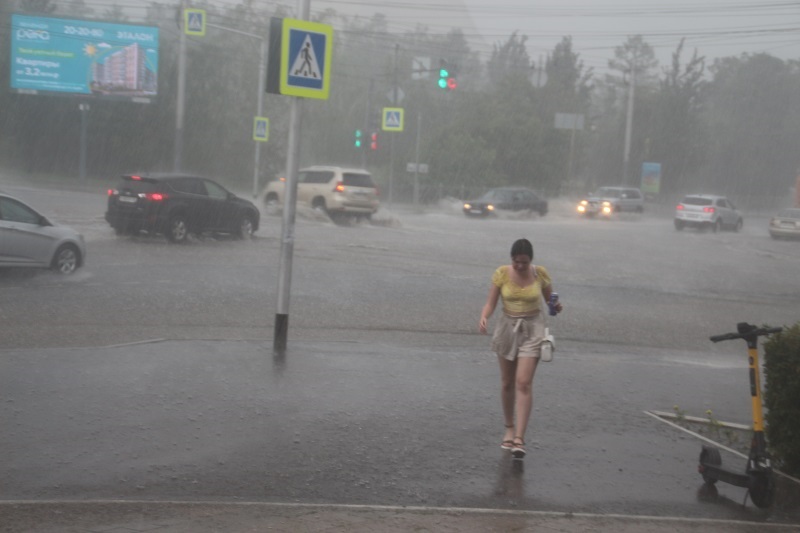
622, 52, 637, 185
174, 0, 187, 172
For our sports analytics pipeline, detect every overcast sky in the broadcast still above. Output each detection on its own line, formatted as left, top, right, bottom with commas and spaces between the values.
80, 1, 800, 75
308, 0, 800, 74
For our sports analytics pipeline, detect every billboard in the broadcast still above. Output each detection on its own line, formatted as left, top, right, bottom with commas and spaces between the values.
10, 14, 159, 102
641, 162, 662, 195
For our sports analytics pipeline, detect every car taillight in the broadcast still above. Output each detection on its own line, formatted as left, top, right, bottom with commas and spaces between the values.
131, 175, 142, 181
108, 188, 118, 196
676, 204, 684, 210
703, 206, 715, 213
334, 181, 345, 193
146, 192, 167, 201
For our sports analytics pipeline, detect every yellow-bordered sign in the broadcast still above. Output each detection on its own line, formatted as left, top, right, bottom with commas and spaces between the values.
253, 117, 269, 142
184, 8, 206, 36
280, 18, 333, 100
382, 108, 404, 132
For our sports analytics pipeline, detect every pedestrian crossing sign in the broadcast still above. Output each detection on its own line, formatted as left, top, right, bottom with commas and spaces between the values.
253, 117, 269, 142
184, 8, 206, 36
280, 18, 333, 100
382, 108, 404, 132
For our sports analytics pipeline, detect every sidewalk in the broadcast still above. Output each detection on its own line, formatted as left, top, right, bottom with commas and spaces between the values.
2, 339, 799, 532
2, 501, 794, 533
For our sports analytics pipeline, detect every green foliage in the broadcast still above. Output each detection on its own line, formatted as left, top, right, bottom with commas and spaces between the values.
763, 322, 800, 477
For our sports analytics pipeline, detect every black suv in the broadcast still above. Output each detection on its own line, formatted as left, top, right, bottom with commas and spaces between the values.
105, 174, 260, 243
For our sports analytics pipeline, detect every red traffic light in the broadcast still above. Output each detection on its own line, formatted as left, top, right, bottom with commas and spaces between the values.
447, 77, 457, 90
370, 132, 378, 150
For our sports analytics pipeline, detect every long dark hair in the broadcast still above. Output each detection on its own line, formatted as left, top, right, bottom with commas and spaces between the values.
510, 238, 533, 259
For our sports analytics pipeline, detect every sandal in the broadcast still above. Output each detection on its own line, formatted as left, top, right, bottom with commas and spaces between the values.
511, 437, 526, 459
500, 424, 514, 450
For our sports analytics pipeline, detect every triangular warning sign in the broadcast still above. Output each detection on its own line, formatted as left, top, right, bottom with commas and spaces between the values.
289, 35, 321, 79
188, 13, 203, 32
386, 112, 400, 128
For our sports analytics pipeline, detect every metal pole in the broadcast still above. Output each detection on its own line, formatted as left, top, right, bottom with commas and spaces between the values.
362, 79, 373, 169
254, 38, 266, 198
567, 117, 577, 187
388, 43, 398, 205
174, 0, 187, 172
274, 0, 310, 354
79, 103, 89, 180
622, 63, 636, 185
413, 111, 421, 207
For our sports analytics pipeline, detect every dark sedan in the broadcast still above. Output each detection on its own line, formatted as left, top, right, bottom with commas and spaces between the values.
463, 187, 548, 218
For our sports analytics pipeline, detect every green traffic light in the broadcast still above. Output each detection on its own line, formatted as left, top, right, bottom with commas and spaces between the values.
439, 68, 448, 78
438, 78, 447, 89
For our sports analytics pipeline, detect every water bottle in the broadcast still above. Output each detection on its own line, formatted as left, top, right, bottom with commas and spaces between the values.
548, 292, 559, 316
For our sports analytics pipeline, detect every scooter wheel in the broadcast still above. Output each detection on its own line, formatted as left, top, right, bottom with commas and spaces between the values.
749, 473, 775, 509
699, 446, 722, 485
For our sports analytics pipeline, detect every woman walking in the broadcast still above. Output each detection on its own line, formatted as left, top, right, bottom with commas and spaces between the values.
478, 238, 562, 459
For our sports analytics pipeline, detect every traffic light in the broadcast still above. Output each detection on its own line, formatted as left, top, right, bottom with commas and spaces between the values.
437, 60, 457, 91
370, 131, 378, 150
438, 63, 449, 90
354, 129, 362, 148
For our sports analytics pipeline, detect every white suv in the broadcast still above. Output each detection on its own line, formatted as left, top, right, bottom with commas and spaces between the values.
263, 166, 379, 221
674, 194, 743, 232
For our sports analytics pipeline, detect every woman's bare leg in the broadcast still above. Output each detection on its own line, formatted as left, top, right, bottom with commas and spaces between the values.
497, 356, 517, 443
513, 357, 539, 441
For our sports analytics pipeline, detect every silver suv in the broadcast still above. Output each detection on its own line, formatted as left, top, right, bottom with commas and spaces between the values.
674, 194, 743, 232
577, 186, 644, 217
263, 166, 379, 221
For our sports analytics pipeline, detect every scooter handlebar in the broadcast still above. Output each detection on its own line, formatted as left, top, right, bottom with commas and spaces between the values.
710, 324, 783, 343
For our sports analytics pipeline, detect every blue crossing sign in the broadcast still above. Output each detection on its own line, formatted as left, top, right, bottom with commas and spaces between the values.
184, 9, 205, 36
279, 19, 332, 99
382, 108, 404, 132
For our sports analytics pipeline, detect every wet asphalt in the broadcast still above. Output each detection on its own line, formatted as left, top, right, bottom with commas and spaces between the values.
2, 336, 799, 531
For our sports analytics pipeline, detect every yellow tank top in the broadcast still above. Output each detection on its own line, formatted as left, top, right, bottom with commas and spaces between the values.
492, 265, 552, 315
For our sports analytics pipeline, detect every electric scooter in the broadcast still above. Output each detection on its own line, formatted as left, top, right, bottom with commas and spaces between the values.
699, 322, 783, 508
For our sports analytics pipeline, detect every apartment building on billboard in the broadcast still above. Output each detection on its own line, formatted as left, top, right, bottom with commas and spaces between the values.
92, 43, 156, 94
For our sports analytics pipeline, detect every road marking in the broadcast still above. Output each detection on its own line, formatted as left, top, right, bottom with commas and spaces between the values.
0, 500, 798, 528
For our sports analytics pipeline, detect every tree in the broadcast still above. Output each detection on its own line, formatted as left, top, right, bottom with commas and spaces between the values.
700, 54, 800, 203
486, 32, 531, 84
648, 39, 707, 193
601, 35, 659, 185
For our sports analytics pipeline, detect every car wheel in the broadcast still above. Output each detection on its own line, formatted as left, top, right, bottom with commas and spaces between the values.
712, 219, 721, 233
51, 244, 80, 274
167, 214, 188, 243
734, 218, 743, 232
311, 197, 327, 212
264, 194, 280, 215
538, 207, 548, 217
674, 219, 684, 231
237, 214, 254, 240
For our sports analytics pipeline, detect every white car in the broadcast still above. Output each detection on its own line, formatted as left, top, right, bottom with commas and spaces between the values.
674, 194, 743, 232
577, 186, 644, 217
263, 166, 379, 222
0, 193, 87, 274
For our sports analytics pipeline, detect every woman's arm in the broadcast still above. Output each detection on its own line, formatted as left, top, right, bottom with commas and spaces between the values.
479, 284, 501, 334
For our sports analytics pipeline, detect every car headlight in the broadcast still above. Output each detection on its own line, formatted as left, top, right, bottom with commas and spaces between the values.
579, 200, 588, 206
464, 203, 471, 209
487, 204, 495, 211
602, 201, 611, 207
577, 205, 585, 213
